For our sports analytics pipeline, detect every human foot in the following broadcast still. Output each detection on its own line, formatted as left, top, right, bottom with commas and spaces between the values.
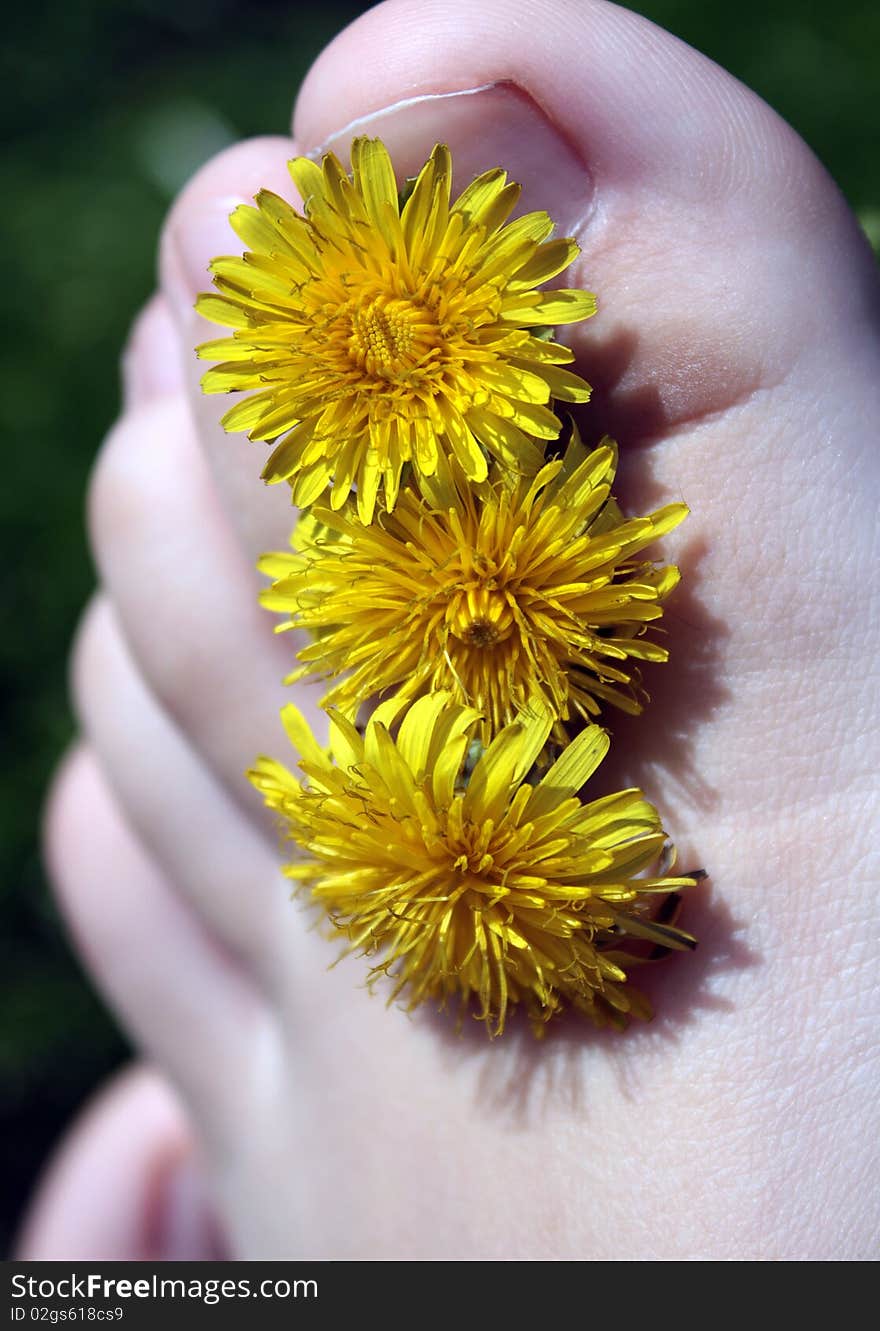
16, 1061, 224, 1261
46, 0, 880, 1259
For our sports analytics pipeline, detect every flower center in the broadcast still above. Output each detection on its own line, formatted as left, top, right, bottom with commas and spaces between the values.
463, 619, 500, 648
449, 820, 497, 878
448, 586, 515, 648
347, 295, 440, 380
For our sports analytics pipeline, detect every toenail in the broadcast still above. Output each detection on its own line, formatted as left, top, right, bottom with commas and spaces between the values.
314, 83, 595, 239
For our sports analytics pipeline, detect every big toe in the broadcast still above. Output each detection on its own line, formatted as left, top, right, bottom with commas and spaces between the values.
295, 0, 880, 441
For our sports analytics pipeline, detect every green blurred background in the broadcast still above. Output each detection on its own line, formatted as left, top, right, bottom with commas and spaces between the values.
2, 0, 877, 1254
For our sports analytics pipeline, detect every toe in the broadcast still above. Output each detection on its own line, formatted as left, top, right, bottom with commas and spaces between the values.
15, 1065, 227, 1260
71, 596, 298, 976
87, 394, 326, 787
44, 746, 272, 1132
294, 0, 880, 439
121, 294, 184, 411
158, 136, 302, 557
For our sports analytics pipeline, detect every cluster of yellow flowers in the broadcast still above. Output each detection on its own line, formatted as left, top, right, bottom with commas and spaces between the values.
197, 138, 702, 1036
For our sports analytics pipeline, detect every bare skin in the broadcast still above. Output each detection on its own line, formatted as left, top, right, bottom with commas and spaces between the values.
17, 1067, 223, 1261
22, 0, 880, 1260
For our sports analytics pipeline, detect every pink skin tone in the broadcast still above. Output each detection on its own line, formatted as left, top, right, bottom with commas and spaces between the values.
17, 1066, 223, 1261
19, 0, 880, 1259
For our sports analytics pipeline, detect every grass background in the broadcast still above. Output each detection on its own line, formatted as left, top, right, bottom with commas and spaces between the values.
2, 0, 877, 1254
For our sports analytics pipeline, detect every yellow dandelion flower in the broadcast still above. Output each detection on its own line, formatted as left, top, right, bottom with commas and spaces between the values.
196, 138, 596, 522
260, 428, 687, 736
249, 693, 699, 1035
